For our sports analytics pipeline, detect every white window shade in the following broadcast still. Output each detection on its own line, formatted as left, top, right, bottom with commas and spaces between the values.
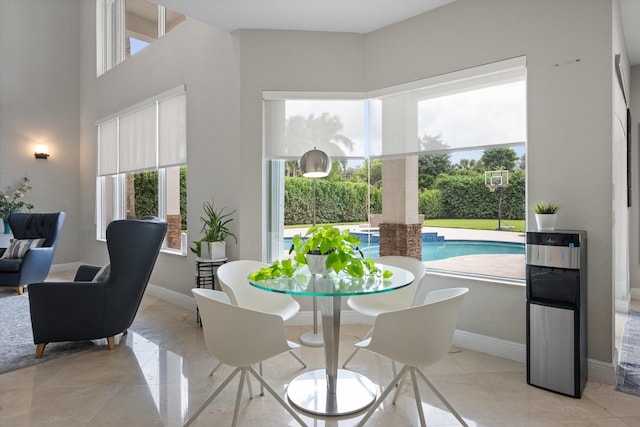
98, 119, 118, 176
158, 93, 186, 167
119, 104, 156, 172
369, 59, 527, 158
264, 99, 367, 160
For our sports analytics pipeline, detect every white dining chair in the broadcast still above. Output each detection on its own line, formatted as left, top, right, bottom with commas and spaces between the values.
186, 289, 306, 427
342, 255, 426, 370
217, 260, 306, 391
355, 287, 469, 427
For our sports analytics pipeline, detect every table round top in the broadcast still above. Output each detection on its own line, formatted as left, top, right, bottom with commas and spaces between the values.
249, 264, 414, 297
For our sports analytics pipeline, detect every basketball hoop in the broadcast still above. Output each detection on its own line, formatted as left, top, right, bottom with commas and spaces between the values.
487, 183, 498, 193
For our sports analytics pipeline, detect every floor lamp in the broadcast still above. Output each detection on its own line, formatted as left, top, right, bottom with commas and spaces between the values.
299, 147, 331, 347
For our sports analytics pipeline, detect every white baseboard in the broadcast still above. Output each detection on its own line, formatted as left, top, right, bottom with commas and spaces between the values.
146, 283, 196, 311
50, 262, 82, 273
453, 329, 526, 363
140, 286, 616, 385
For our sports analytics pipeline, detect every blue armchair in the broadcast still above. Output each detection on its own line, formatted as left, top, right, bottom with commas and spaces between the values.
28, 217, 167, 358
0, 212, 65, 295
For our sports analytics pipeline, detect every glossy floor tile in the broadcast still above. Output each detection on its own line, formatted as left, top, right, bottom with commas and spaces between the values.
2, 280, 640, 426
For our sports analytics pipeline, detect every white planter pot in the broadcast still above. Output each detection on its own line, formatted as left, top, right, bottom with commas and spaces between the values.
202, 241, 226, 260
306, 253, 329, 276
535, 213, 557, 231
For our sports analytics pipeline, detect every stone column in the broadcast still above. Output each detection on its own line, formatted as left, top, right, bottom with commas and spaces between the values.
379, 157, 422, 260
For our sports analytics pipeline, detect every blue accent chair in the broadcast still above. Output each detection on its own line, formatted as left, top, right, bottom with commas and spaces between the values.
28, 217, 167, 358
0, 212, 66, 295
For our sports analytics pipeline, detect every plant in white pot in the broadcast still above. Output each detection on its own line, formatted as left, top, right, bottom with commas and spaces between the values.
249, 225, 392, 280
190, 200, 236, 259
534, 202, 559, 231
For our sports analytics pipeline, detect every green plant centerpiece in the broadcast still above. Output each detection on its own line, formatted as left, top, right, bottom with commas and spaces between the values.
534, 202, 559, 214
190, 200, 237, 258
249, 225, 393, 280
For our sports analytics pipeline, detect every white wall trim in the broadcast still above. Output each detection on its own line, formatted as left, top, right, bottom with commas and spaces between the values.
452, 329, 526, 362
146, 283, 196, 310
631, 287, 640, 301
50, 262, 83, 273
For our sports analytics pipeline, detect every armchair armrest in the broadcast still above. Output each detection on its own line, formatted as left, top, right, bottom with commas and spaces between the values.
28, 281, 108, 344
19, 247, 55, 285
74, 265, 102, 281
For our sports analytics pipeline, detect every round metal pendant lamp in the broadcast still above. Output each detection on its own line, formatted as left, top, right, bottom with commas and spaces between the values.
299, 147, 330, 347
300, 148, 331, 178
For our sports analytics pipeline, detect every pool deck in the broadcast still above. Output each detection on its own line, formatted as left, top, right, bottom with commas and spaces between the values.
284, 225, 526, 281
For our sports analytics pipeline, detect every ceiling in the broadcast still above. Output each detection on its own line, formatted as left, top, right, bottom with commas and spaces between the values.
154, 0, 639, 66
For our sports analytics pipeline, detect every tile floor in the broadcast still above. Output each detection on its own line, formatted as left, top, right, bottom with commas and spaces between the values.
2, 275, 640, 426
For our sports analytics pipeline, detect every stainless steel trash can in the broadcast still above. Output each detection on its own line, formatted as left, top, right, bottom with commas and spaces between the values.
526, 230, 587, 398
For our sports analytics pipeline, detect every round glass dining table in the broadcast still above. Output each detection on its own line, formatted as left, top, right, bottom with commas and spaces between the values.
249, 264, 414, 417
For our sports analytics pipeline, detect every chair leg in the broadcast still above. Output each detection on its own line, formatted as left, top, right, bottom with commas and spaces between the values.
415, 369, 468, 427
409, 368, 426, 427
209, 361, 223, 376
258, 362, 265, 396
288, 349, 307, 368
357, 366, 409, 427
392, 369, 409, 403
35, 343, 47, 359
342, 327, 373, 369
247, 366, 307, 427
183, 367, 242, 427
17, 286, 23, 295
107, 336, 115, 350
232, 370, 247, 427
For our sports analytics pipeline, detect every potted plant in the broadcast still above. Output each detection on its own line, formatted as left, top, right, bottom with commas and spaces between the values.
249, 225, 392, 280
190, 200, 237, 259
0, 176, 34, 234
534, 202, 559, 231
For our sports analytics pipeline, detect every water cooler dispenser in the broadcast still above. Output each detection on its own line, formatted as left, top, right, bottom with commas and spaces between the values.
526, 230, 587, 398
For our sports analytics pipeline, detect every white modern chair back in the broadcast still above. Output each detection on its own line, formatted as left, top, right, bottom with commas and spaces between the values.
187, 289, 305, 427
193, 288, 290, 368
367, 287, 468, 368
348, 255, 426, 316
355, 287, 469, 427
217, 260, 300, 321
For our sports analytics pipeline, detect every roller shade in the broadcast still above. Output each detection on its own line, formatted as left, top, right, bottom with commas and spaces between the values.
119, 104, 157, 172
264, 98, 367, 160
98, 119, 118, 176
159, 93, 187, 167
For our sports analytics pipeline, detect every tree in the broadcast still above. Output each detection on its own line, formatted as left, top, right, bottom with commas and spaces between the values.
480, 147, 519, 171
285, 113, 354, 157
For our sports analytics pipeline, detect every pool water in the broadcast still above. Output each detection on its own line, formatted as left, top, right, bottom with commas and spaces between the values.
283, 237, 524, 262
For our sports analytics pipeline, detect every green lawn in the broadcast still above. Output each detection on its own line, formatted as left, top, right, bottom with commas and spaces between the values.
424, 218, 525, 232
286, 218, 525, 233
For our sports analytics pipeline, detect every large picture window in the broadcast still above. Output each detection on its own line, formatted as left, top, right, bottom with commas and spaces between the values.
96, 86, 187, 254
264, 57, 527, 281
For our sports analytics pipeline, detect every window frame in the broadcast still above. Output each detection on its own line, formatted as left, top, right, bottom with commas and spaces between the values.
263, 57, 527, 281
96, 86, 187, 255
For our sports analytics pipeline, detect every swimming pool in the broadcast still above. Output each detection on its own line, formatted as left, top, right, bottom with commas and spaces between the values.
283, 237, 524, 262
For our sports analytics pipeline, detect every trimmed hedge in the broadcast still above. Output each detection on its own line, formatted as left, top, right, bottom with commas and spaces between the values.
284, 177, 380, 225
284, 170, 524, 224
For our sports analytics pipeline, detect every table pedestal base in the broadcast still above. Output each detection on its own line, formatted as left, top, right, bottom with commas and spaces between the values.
287, 369, 377, 416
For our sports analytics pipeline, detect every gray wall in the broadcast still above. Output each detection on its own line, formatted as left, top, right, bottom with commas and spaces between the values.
0, 0, 81, 263
0, 0, 629, 368
630, 65, 640, 295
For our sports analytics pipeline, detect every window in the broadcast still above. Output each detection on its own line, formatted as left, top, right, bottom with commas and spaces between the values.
97, 0, 185, 76
96, 86, 187, 254
264, 57, 526, 280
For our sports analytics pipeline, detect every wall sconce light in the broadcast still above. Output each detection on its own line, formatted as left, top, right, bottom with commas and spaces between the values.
34, 144, 49, 159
